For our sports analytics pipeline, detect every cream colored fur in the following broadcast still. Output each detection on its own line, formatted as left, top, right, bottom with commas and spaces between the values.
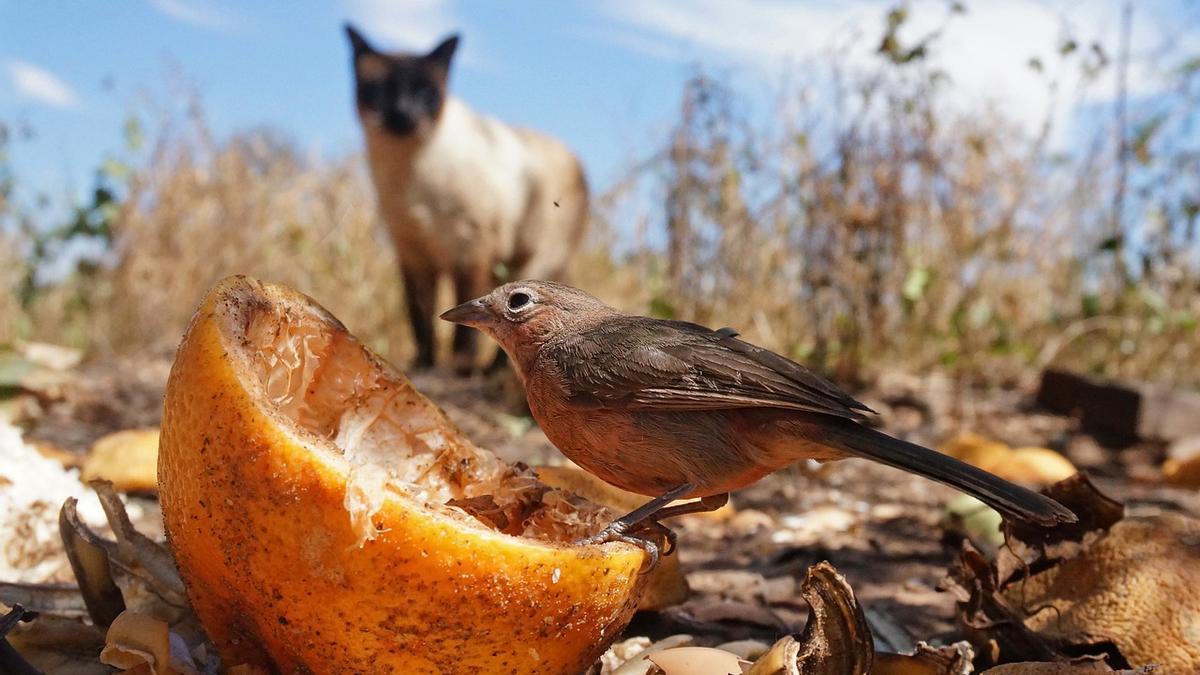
360, 96, 589, 369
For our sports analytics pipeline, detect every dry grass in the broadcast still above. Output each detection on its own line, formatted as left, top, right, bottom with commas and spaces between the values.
9, 108, 408, 363
587, 65, 1200, 388
4, 58, 1198, 388
0, 232, 29, 346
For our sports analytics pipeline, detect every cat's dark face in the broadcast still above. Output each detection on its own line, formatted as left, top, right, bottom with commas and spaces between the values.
345, 25, 458, 138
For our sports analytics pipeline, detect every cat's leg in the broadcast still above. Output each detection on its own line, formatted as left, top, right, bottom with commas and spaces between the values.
402, 262, 438, 370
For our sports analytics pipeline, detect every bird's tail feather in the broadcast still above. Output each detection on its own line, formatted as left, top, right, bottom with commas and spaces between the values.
821, 423, 1076, 527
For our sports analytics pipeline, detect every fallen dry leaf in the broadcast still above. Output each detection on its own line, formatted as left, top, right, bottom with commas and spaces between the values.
0, 581, 90, 618
981, 662, 1157, 674
687, 597, 790, 631
598, 561, 971, 675
3, 611, 108, 675
873, 643, 974, 675
946, 473, 1198, 672
1003, 514, 1199, 672
59, 497, 125, 627
3, 487, 211, 672
57, 483, 189, 624
784, 561, 871, 674
744, 562, 971, 675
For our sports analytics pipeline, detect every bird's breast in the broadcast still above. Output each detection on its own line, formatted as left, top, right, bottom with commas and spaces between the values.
525, 383, 782, 498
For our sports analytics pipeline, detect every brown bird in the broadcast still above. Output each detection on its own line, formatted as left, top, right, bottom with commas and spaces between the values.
441, 281, 1076, 556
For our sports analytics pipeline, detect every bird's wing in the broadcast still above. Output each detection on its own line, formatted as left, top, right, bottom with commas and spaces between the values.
545, 316, 873, 421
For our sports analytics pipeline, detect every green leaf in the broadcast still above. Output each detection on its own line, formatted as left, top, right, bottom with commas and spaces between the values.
1175, 311, 1197, 331
100, 157, 129, 183
790, 340, 815, 361
944, 494, 1005, 548
1138, 286, 1168, 315
886, 6, 908, 29
0, 352, 37, 390
902, 266, 931, 302
1176, 56, 1200, 77
648, 296, 676, 319
1097, 235, 1122, 253
967, 299, 992, 329
1183, 200, 1199, 221
491, 412, 533, 439
123, 116, 144, 152
1132, 114, 1166, 165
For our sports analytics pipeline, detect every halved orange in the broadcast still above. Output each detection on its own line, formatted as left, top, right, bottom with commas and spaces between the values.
158, 276, 649, 673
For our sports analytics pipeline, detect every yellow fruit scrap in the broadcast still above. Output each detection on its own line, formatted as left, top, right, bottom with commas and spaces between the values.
98, 611, 172, 674
647, 646, 749, 674
938, 432, 1077, 486
82, 429, 161, 493
1162, 436, 1200, 487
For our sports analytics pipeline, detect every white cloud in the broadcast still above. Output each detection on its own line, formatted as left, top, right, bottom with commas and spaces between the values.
341, 0, 490, 69
148, 0, 238, 33
598, 0, 876, 64
4, 60, 79, 109
596, 0, 1197, 132
343, 0, 458, 50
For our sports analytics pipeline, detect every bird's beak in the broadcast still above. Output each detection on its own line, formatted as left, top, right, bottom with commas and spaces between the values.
439, 297, 491, 327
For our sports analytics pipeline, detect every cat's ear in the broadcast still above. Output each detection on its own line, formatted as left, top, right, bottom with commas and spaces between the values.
425, 33, 460, 67
344, 23, 375, 58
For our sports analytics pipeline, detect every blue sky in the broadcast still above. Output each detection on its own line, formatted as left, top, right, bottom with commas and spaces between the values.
0, 1, 688, 206
1, 0, 1197, 217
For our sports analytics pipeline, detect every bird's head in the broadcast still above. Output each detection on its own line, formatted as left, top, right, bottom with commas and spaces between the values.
440, 280, 611, 369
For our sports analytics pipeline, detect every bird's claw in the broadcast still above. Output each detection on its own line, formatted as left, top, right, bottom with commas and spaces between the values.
574, 520, 675, 573
635, 519, 677, 556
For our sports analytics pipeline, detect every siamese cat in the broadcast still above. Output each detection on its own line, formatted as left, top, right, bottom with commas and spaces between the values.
345, 24, 590, 374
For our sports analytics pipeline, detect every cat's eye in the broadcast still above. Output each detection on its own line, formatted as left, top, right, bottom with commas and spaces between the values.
357, 81, 382, 102
507, 291, 532, 311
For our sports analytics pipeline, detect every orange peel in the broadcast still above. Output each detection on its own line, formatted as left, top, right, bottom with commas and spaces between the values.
158, 276, 649, 673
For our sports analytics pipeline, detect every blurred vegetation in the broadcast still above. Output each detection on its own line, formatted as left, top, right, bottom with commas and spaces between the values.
0, 94, 401, 359
591, 3, 1200, 388
1, 4, 1197, 387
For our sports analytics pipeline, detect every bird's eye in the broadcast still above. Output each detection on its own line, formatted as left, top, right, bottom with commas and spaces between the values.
507, 291, 532, 311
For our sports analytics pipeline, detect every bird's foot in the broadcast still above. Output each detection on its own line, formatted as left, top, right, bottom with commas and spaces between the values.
636, 519, 677, 556
574, 519, 676, 573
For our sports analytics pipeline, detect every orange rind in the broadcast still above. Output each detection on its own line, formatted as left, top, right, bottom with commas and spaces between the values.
158, 276, 649, 673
